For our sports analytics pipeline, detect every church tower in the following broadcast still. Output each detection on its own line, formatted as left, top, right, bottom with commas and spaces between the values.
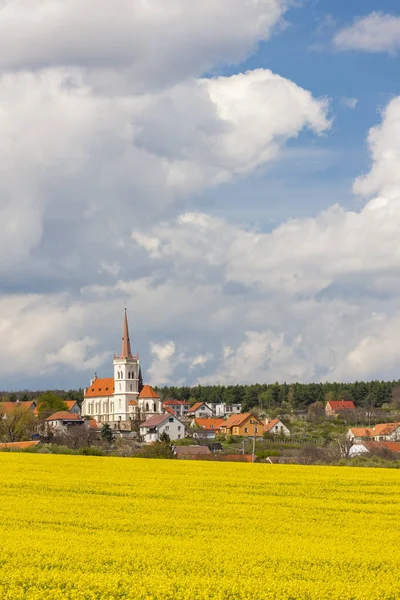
113, 310, 140, 420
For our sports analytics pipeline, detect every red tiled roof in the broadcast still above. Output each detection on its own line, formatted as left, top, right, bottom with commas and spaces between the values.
88, 419, 101, 429
163, 399, 189, 406
0, 441, 39, 449
84, 378, 114, 398
223, 413, 261, 429
362, 441, 400, 453
187, 402, 209, 413
129, 399, 138, 406
193, 418, 224, 431
327, 400, 355, 411
164, 407, 174, 415
264, 419, 280, 433
138, 385, 160, 399
45, 412, 82, 421
64, 400, 78, 410
349, 422, 400, 439
0, 401, 36, 414
220, 454, 255, 462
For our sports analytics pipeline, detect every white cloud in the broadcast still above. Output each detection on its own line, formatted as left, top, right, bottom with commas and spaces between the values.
45, 338, 108, 372
341, 97, 358, 110
0, 0, 287, 90
147, 341, 176, 386
334, 12, 400, 54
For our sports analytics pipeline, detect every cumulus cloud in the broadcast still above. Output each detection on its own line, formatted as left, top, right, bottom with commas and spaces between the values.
334, 12, 400, 54
0, 0, 287, 90
147, 342, 177, 386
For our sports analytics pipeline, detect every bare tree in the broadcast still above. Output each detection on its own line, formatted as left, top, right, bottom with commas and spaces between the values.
0, 405, 36, 442
337, 435, 354, 458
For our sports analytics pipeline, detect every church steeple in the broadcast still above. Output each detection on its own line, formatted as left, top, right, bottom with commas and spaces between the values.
119, 309, 133, 359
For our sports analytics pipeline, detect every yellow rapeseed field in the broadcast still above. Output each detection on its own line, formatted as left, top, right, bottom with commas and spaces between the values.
0, 454, 399, 599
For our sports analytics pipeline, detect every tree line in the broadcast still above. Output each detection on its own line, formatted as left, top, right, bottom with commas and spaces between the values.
155, 380, 400, 411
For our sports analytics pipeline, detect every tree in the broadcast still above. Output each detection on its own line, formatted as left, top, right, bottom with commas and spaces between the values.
159, 431, 170, 444
101, 423, 114, 444
307, 401, 325, 422
36, 392, 68, 419
337, 435, 354, 459
0, 404, 35, 442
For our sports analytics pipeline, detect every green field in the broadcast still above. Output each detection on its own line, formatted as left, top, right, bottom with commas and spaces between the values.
0, 454, 399, 599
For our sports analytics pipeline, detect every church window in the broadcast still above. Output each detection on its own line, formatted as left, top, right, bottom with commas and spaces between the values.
153, 403, 156, 412
119, 399, 121, 409
128, 372, 130, 379
146, 403, 149, 412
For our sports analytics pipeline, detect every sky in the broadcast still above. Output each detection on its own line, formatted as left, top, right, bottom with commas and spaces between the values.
1, 0, 400, 390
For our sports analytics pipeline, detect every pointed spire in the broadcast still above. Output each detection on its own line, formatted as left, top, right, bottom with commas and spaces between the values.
120, 309, 133, 358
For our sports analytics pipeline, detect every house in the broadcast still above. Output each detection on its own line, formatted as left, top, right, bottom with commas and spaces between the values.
191, 418, 224, 440
211, 403, 242, 417
64, 400, 81, 415
349, 441, 400, 457
45, 411, 85, 432
0, 400, 37, 415
264, 419, 290, 436
186, 402, 213, 419
139, 414, 185, 443
219, 413, 264, 437
174, 445, 212, 459
347, 422, 400, 443
325, 400, 356, 417
162, 399, 190, 418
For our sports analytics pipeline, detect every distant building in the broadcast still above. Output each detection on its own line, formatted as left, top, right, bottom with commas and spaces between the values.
191, 418, 224, 440
139, 414, 185, 443
174, 445, 212, 459
64, 400, 81, 415
349, 441, 400, 457
264, 419, 290, 436
219, 413, 264, 437
186, 402, 213, 419
45, 411, 85, 433
162, 400, 190, 418
347, 422, 400, 443
325, 400, 356, 417
211, 403, 242, 417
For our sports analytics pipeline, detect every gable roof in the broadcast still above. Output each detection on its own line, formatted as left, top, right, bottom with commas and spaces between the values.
129, 399, 138, 406
138, 385, 160, 399
163, 399, 189, 406
362, 441, 400, 453
140, 414, 170, 428
193, 418, 224, 431
0, 401, 36, 414
85, 378, 114, 398
349, 422, 400, 438
45, 412, 82, 422
223, 413, 261, 429
264, 419, 281, 433
64, 400, 79, 410
187, 402, 210, 413
327, 400, 356, 411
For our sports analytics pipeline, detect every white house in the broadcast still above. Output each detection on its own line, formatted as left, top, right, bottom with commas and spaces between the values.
264, 419, 290, 436
45, 411, 85, 433
186, 402, 213, 419
139, 414, 186, 443
191, 418, 224, 440
162, 399, 190, 418
212, 403, 242, 417
347, 422, 400, 443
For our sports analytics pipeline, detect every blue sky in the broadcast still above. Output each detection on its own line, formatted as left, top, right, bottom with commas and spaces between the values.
1, 0, 400, 390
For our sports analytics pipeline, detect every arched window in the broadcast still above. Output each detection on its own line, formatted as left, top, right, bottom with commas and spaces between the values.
146, 403, 149, 412
128, 371, 130, 379
119, 399, 121, 409
153, 403, 156, 412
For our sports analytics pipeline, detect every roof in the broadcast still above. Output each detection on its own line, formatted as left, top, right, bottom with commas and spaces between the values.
264, 419, 280, 433
140, 414, 170, 428
175, 446, 211, 456
64, 400, 78, 409
223, 413, 261, 429
129, 399, 138, 406
116, 309, 134, 359
164, 407, 174, 415
0, 441, 40, 450
88, 419, 101, 429
193, 418, 224, 431
349, 422, 400, 438
45, 412, 82, 421
163, 399, 189, 406
361, 441, 400, 453
84, 378, 114, 398
327, 400, 356, 411
138, 385, 160, 400
220, 454, 255, 462
187, 402, 210, 413
0, 401, 36, 414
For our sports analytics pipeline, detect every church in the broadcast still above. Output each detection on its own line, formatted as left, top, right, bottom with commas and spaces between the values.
81, 310, 163, 427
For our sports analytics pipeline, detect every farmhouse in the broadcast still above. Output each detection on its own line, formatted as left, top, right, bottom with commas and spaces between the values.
264, 419, 290, 436
219, 413, 264, 437
186, 402, 213, 419
191, 418, 224, 440
347, 422, 400, 442
349, 441, 400, 457
45, 411, 85, 433
325, 400, 356, 417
